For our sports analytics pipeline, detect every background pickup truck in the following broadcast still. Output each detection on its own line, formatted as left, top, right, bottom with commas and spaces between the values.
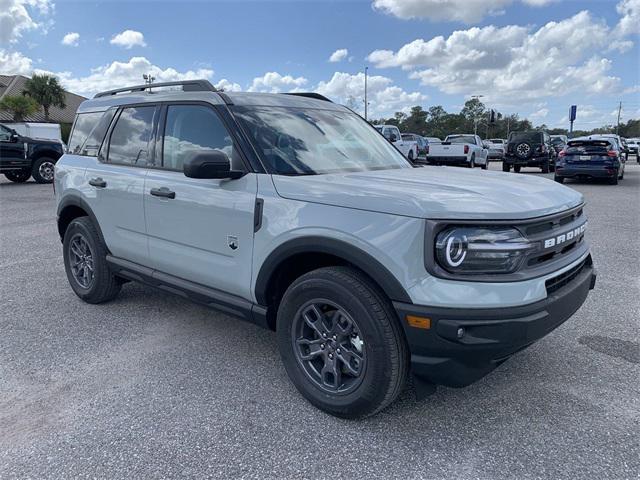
374, 124, 419, 161
426, 134, 488, 169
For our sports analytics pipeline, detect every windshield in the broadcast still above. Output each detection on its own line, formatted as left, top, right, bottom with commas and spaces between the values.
234, 107, 411, 175
447, 135, 475, 144
550, 137, 565, 146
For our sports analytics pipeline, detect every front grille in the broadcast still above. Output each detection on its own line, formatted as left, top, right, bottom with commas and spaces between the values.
545, 256, 590, 294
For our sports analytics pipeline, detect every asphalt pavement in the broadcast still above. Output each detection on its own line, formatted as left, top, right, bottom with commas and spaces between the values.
1, 162, 638, 479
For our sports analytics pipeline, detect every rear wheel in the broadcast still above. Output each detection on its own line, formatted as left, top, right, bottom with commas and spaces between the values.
502, 163, 510, 172
468, 155, 475, 168
277, 266, 408, 419
63, 217, 121, 303
31, 157, 56, 184
408, 150, 414, 161
554, 175, 564, 184
514, 165, 522, 173
4, 170, 31, 183
609, 173, 619, 185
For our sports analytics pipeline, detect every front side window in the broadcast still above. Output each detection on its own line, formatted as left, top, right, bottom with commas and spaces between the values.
0, 125, 11, 142
107, 106, 156, 166
234, 107, 411, 175
162, 105, 234, 171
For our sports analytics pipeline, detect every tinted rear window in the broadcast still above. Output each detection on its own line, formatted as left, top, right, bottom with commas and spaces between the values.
68, 112, 104, 155
566, 140, 611, 154
509, 132, 543, 143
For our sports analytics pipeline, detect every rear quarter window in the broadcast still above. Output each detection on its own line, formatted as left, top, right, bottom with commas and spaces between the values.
68, 109, 116, 157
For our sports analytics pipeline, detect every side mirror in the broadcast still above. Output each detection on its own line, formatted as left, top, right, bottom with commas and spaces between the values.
183, 150, 243, 179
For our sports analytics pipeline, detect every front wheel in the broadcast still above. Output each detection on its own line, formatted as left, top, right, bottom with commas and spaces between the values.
31, 157, 56, 184
4, 170, 31, 183
277, 266, 408, 419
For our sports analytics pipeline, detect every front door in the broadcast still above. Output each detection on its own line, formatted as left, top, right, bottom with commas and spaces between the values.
144, 104, 257, 300
0, 125, 26, 169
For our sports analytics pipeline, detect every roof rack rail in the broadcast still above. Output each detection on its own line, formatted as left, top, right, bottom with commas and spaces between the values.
94, 79, 217, 98
283, 92, 333, 103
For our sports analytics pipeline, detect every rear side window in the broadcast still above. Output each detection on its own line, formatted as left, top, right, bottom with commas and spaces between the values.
68, 112, 105, 154
162, 105, 234, 171
107, 106, 156, 166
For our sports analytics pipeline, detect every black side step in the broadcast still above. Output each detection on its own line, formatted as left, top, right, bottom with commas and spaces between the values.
106, 256, 269, 329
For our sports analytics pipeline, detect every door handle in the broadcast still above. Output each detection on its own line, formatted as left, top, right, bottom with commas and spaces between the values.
89, 177, 107, 188
150, 187, 176, 199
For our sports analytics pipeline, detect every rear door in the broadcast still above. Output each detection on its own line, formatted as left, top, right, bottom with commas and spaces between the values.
84, 105, 158, 266
143, 103, 257, 299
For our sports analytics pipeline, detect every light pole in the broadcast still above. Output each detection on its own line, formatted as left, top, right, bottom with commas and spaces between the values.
364, 66, 368, 121
471, 95, 484, 136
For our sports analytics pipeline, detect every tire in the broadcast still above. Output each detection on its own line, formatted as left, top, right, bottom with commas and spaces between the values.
31, 157, 56, 184
4, 170, 31, 183
502, 163, 510, 172
468, 155, 475, 168
276, 266, 408, 419
609, 173, 619, 185
515, 142, 533, 160
63, 217, 121, 304
554, 175, 564, 184
541, 161, 550, 174
619, 167, 624, 180
408, 150, 414, 161
481, 158, 488, 170
514, 165, 522, 173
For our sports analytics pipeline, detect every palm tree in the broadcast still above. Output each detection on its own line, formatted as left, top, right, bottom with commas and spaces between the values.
0, 95, 39, 122
23, 74, 67, 122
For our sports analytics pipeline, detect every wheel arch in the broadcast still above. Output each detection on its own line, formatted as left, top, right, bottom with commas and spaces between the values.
255, 236, 412, 329
57, 196, 107, 248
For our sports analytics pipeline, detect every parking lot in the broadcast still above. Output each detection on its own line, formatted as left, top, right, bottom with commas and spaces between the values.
0, 163, 638, 479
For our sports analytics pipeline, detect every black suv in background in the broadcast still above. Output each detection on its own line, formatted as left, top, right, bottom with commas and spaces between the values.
503, 131, 555, 173
0, 123, 64, 183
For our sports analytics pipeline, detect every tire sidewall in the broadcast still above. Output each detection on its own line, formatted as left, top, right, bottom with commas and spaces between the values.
63, 218, 100, 298
277, 275, 396, 415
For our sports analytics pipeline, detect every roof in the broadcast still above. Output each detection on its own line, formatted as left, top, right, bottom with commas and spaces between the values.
0, 75, 86, 124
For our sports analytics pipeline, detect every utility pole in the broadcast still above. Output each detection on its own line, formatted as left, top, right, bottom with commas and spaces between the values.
616, 101, 622, 135
471, 95, 484, 136
364, 66, 368, 122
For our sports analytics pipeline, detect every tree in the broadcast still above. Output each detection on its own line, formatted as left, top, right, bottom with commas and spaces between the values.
0, 95, 39, 122
402, 106, 428, 135
23, 73, 66, 121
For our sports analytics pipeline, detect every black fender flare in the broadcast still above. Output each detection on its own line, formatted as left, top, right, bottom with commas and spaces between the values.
254, 236, 412, 305
56, 195, 107, 248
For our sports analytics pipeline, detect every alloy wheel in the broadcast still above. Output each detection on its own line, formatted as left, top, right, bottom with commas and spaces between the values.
39, 161, 55, 182
69, 233, 94, 289
292, 300, 366, 394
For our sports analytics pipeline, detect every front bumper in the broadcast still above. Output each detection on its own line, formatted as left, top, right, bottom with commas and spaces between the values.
394, 256, 596, 388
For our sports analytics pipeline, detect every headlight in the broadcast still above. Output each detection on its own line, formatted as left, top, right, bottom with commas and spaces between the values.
435, 227, 533, 274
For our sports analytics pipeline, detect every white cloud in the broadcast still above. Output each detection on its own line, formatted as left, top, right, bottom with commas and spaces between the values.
616, 0, 640, 36
315, 71, 427, 117
56, 57, 214, 97
248, 71, 307, 93
110, 30, 146, 49
370, 11, 623, 104
0, 0, 52, 44
0, 49, 33, 74
61, 32, 79, 47
529, 107, 549, 120
214, 78, 242, 92
329, 48, 349, 63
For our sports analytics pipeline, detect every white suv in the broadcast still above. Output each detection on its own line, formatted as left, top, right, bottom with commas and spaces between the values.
55, 81, 596, 418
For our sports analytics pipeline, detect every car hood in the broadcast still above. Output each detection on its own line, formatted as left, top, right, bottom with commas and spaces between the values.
271, 166, 583, 220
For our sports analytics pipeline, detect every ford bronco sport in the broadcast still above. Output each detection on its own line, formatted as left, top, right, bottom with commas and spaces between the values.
55, 81, 596, 418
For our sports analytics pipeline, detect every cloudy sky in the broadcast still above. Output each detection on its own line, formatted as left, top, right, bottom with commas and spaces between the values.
1, 0, 638, 129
